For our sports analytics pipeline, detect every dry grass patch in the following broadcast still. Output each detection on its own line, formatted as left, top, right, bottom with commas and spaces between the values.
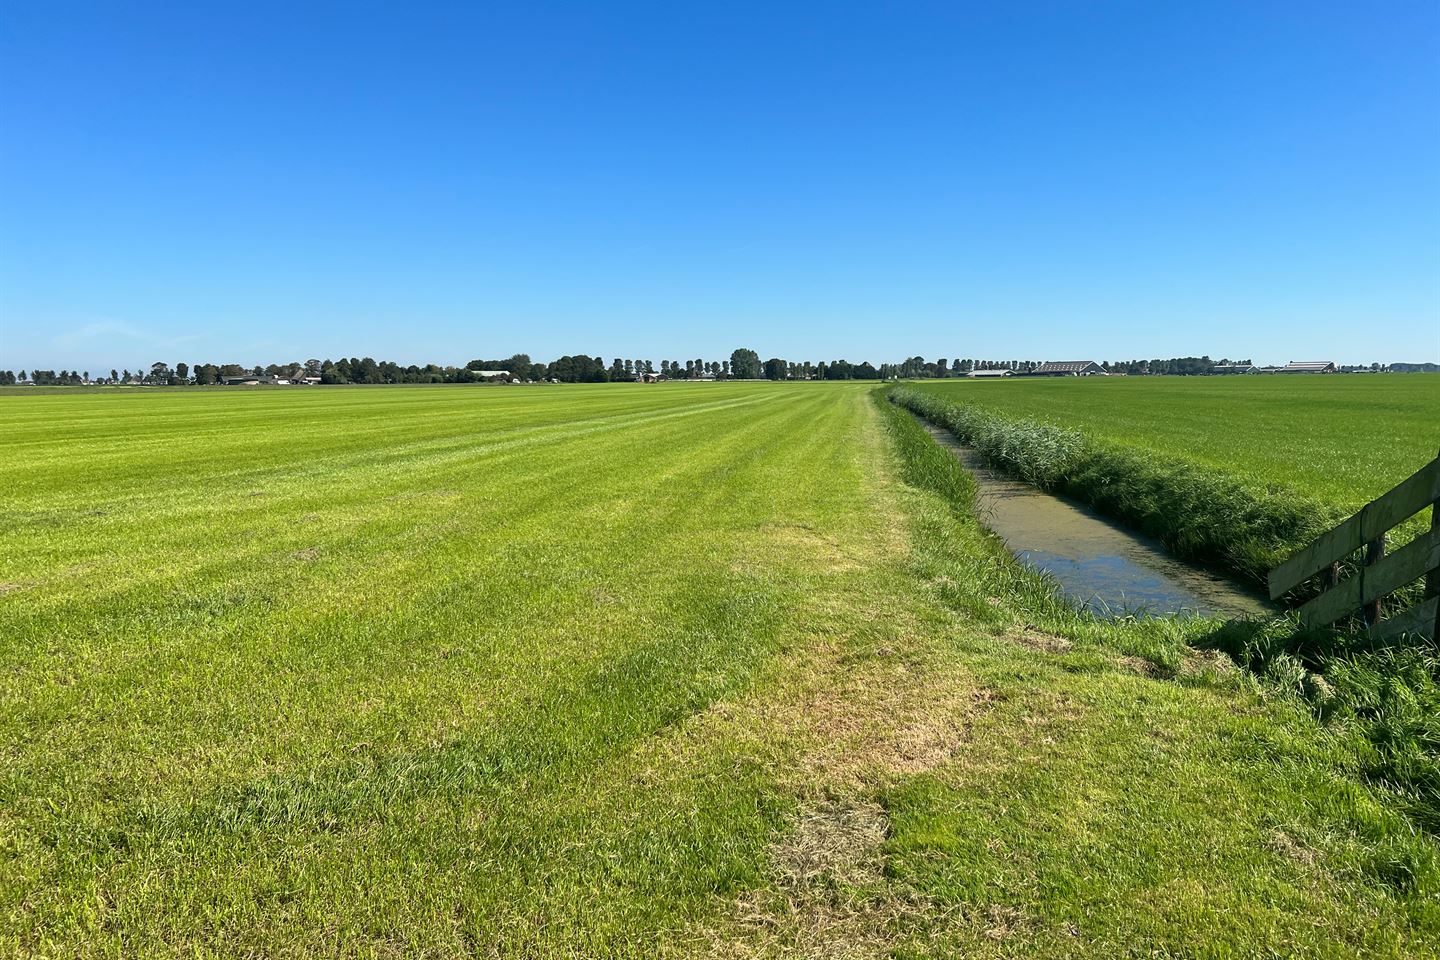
1118, 654, 1163, 678
1179, 647, 1240, 679
1004, 626, 1072, 654
713, 885, 947, 960
772, 801, 889, 889
761, 524, 865, 574
1265, 827, 1320, 867
702, 796, 943, 960
669, 625, 995, 957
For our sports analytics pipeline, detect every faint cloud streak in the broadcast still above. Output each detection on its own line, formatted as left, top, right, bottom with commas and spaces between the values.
53, 319, 206, 352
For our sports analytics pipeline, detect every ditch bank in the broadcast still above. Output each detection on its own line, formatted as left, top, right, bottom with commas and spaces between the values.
919, 421, 1274, 619
888, 385, 1344, 591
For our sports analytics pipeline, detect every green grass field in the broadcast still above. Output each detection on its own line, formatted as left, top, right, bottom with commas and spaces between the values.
911, 374, 1440, 510
3, 382, 1438, 957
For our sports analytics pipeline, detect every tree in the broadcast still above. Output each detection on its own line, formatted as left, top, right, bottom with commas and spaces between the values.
730, 348, 761, 379
762, 357, 787, 380
175, 362, 189, 382
548, 354, 608, 383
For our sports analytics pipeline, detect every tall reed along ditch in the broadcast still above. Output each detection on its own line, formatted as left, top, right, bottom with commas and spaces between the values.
888, 385, 1343, 592
884, 385, 1440, 837
917, 420, 1275, 619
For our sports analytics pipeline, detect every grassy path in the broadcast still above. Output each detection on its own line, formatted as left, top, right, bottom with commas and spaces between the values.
1, 383, 1436, 956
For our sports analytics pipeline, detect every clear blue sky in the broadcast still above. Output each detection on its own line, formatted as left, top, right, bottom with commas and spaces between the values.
2, 0, 1437, 372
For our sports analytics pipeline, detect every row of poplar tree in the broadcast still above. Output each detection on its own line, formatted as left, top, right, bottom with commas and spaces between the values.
1, 348, 899, 385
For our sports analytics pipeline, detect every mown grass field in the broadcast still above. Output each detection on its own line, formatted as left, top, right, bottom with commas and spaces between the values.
2, 382, 1438, 957
912, 374, 1440, 510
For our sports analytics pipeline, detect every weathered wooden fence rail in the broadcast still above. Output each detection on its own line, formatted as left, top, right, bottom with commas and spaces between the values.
1268, 450, 1440, 642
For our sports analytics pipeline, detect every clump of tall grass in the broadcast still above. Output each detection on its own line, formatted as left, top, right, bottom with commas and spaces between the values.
1326, 649, 1440, 833
889, 385, 1345, 587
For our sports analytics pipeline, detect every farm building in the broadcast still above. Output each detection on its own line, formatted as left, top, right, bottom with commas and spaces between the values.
1033, 360, 1104, 377
1269, 361, 1338, 374
471, 370, 511, 380
967, 369, 1011, 378
222, 374, 283, 386
1212, 363, 1257, 374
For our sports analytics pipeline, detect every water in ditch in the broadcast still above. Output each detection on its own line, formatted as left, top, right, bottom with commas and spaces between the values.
921, 422, 1276, 620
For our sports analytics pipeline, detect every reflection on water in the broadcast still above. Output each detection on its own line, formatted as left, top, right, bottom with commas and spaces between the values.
921, 422, 1275, 620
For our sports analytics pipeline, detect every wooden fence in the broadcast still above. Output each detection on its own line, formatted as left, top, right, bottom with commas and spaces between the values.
1268, 450, 1440, 643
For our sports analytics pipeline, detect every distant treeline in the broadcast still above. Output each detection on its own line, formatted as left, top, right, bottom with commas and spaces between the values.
2, 352, 1431, 386
0, 348, 882, 385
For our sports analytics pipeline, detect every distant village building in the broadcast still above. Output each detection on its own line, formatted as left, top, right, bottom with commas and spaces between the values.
638, 372, 665, 383
1033, 360, 1104, 377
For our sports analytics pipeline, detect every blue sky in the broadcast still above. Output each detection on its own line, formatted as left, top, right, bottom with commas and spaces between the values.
2, 0, 1437, 371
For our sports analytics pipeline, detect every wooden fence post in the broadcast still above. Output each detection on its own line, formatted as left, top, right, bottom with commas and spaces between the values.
1363, 534, 1386, 626
1428, 482, 1440, 643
